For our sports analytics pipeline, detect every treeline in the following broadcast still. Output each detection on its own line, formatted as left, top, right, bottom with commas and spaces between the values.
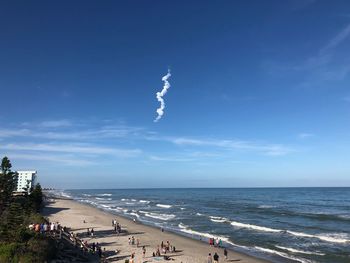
0, 157, 56, 262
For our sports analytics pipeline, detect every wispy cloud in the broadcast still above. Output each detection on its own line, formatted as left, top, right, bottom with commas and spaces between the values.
1, 143, 141, 157
149, 155, 194, 162
342, 96, 350, 102
0, 125, 143, 141
39, 119, 72, 128
321, 24, 350, 53
266, 23, 350, 89
148, 136, 294, 156
4, 153, 95, 166
298, 133, 314, 139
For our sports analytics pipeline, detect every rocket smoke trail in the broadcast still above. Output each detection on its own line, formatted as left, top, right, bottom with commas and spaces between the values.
154, 69, 171, 122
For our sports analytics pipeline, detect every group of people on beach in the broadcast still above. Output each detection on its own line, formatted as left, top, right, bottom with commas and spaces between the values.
28, 221, 62, 234
112, 218, 122, 234
209, 237, 223, 247
207, 248, 228, 263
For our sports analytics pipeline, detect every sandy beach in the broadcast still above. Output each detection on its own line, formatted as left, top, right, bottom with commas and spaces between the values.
43, 197, 269, 263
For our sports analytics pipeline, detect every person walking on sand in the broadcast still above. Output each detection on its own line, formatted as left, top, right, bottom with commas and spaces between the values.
142, 245, 146, 258
91, 228, 94, 237
224, 248, 228, 260
213, 252, 219, 263
208, 253, 213, 263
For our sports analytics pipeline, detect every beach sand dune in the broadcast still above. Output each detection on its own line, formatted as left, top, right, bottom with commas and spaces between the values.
43, 197, 269, 263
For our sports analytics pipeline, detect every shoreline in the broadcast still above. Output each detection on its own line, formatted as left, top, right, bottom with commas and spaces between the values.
43, 195, 271, 263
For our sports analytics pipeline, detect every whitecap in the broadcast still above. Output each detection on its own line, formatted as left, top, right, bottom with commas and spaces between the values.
275, 245, 325, 256
144, 212, 175, 221
258, 205, 275, 209
210, 217, 228, 223
229, 220, 350, 244
254, 246, 313, 263
139, 200, 150, 204
156, 204, 172, 208
129, 212, 140, 218
97, 193, 112, 196
230, 221, 280, 233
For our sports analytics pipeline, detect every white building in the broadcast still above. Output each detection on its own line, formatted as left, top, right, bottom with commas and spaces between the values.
16, 171, 37, 192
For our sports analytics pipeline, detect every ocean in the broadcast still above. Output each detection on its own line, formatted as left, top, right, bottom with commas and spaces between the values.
53, 188, 350, 263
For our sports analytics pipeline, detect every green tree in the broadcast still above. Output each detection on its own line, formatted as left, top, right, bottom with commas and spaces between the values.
29, 183, 43, 212
0, 157, 18, 215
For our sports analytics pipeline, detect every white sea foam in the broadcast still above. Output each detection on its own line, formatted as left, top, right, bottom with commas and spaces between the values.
95, 197, 112, 201
139, 210, 148, 214
156, 204, 172, 208
254, 246, 314, 263
139, 200, 150, 204
101, 204, 111, 209
178, 223, 188, 229
97, 193, 112, 196
180, 207, 185, 210
230, 221, 280, 233
196, 213, 203, 216
275, 245, 325, 256
210, 216, 228, 223
131, 199, 137, 201
144, 212, 175, 221
82, 194, 91, 197
229, 220, 350, 244
129, 212, 140, 218
121, 198, 128, 201
258, 205, 275, 209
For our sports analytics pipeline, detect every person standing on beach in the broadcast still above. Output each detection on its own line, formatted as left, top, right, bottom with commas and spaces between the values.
91, 228, 94, 237
224, 248, 228, 260
213, 252, 219, 263
142, 245, 146, 258
208, 253, 213, 263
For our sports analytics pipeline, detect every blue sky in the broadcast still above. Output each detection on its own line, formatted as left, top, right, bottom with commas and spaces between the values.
0, 0, 349, 188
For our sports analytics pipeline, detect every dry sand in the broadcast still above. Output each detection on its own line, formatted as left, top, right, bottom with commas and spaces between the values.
43, 197, 270, 263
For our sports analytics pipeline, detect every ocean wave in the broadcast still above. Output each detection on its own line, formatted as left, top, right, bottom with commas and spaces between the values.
287, 231, 350, 244
258, 205, 276, 209
100, 204, 111, 209
275, 245, 325, 256
156, 204, 172, 208
125, 202, 135, 205
95, 197, 112, 201
97, 193, 112, 196
177, 223, 235, 246
254, 246, 314, 263
178, 223, 188, 229
139, 200, 150, 204
144, 212, 175, 221
82, 194, 91, 197
230, 221, 280, 233
128, 212, 140, 218
196, 213, 203, 216
230, 220, 350, 243
180, 207, 185, 210
210, 216, 228, 223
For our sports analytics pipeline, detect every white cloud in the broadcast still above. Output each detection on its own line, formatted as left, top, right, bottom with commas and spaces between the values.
1, 143, 141, 158
149, 155, 194, 162
4, 153, 95, 166
298, 133, 314, 139
321, 23, 350, 53
149, 136, 294, 156
39, 119, 72, 128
